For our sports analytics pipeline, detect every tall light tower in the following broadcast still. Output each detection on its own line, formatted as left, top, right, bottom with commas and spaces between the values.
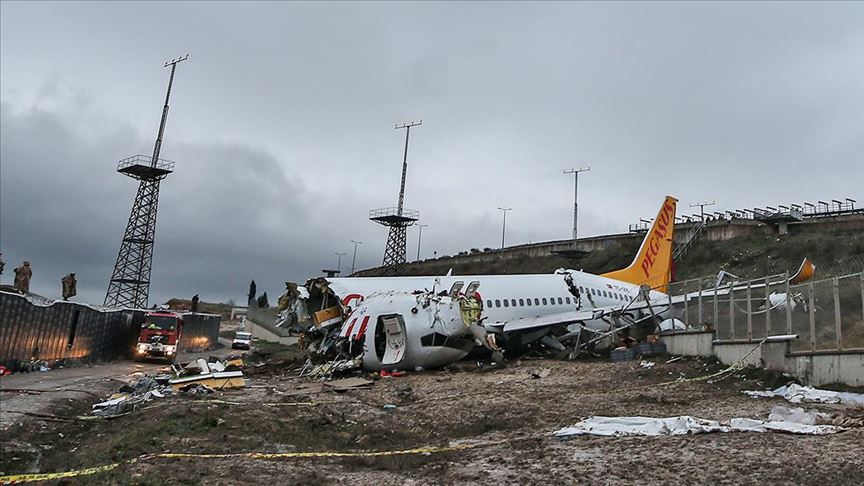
497, 207, 512, 249
370, 120, 422, 275
350, 240, 362, 275
690, 200, 716, 222
334, 252, 346, 274
416, 224, 428, 261
564, 166, 590, 240
105, 55, 188, 309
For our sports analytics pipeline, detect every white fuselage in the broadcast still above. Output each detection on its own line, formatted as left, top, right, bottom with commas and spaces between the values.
327, 269, 667, 330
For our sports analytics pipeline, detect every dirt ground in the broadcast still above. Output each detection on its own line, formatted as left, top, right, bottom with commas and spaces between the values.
2, 348, 863, 485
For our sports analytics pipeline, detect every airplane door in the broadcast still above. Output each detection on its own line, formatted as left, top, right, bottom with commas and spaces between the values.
379, 315, 406, 366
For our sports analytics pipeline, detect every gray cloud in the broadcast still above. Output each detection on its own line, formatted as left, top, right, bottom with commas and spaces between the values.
1, 1, 862, 304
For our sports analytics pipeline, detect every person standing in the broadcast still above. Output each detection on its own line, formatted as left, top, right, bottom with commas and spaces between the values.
14, 261, 32, 294
191, 293, 200, 313
61, 273, 77, 300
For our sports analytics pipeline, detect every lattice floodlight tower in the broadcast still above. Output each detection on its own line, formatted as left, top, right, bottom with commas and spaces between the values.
104, 55, 188, 309
370, 120, 421, 275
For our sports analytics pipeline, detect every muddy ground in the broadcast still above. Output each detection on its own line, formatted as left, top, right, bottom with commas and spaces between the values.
2, 347, 863, 485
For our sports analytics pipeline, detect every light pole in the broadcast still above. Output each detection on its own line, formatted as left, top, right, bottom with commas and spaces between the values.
564, 166, 590, 240
334, 252, 346, 274
497, 207, 512, 249
690, 200, 716, 223
350, 240, 362, 275
416, 224, 428, 261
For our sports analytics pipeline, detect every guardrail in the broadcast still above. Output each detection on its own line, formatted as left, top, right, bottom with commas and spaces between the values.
666, 271, 864, 352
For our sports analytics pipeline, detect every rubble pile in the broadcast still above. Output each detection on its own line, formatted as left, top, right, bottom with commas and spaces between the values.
90, 355, 246, 417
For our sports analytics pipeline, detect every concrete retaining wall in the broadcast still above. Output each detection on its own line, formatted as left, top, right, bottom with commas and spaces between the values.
658, 331, 714, 357
659, 331, 864, 386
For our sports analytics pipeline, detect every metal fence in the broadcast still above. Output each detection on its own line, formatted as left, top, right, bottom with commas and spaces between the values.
0, 291, 223, 370
0, 291, 141, 370
178, 313, 222, 351
666, 272, 864, 353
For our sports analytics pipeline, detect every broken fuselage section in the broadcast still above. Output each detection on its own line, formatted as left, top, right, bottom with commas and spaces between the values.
279, 278, 497, 371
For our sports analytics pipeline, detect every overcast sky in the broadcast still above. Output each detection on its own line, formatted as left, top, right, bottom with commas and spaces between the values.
1, 1, 862, 305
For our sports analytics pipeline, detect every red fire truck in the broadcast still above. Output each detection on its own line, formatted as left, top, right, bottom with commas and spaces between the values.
136, 311, 184, 361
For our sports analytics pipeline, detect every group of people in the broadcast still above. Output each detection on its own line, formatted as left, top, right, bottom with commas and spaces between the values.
0, 254, 77, 300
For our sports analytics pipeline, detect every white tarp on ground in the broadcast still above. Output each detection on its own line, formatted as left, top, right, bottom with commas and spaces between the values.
552, 411, 843, 438
743, 384, 864, 407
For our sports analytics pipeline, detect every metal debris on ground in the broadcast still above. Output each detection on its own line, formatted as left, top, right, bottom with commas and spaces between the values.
639, 360, 655, 369
552, 413, 844, 437
90, 357, 246, 417
743, 384, 864, 407
91, 375, 173, 417
299, 356, 362, 380
323, 377, 374, 391
168, 356, 246, 391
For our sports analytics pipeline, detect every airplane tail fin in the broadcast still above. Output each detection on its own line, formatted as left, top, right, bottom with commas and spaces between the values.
602, 196, 678, 293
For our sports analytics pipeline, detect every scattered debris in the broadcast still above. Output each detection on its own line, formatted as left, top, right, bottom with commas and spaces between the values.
92, 375, 173, 417
168, 357, 245, 391
323, 377, 374, 391
89, 357, 246, 417
744, 384, 864, 407
664, 356, 683, 364
552, 413, 844, 437
639, 360, 655, 369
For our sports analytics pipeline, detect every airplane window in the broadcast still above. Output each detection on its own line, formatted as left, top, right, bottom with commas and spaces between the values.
590, 288, 596, 295
495, 299, 501, 307
565, 297, 571, 304
542, 298, 548, 305
511, 299, 517, 307
557, 297, 563, 305
526, 298, 532, 306
503, 299, 509, 307
534, 298, 540, 305
486, 300, 493, 308
518, 299, 524, 306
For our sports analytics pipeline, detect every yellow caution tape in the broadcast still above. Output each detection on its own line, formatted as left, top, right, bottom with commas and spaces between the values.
0, 463, 120, 484
0, 439, 513, 484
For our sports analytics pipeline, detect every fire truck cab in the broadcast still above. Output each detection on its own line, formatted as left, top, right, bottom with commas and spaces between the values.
136, 311, 184, 361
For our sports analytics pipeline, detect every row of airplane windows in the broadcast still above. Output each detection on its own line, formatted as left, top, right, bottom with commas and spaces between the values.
485, 287, 631, 310
486, 296, 573, 309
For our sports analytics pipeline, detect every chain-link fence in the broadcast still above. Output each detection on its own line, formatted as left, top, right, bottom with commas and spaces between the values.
667, 272, 864, 352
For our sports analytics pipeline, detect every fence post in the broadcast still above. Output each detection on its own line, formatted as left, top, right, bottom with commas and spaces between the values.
746, 280, 753, 340
764, 276, 771, 336
697, 278, 703, 324
808, 281, 816, 352
834, 277, 842, 351
730, 283, 736, 341
785, 271, 792, 335
713, 282, 719, 333
683, 280, 689, 327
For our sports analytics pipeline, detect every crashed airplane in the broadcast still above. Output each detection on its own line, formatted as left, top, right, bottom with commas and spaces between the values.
276, 196, 816, 372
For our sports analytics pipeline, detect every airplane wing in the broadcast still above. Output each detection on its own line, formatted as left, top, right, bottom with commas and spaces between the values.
489, 299, 668, 334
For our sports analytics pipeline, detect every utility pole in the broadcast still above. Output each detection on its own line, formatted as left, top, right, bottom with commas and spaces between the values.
563, 166, 590, 240
690, 200, 716, 222
395, 120, 421, 216
416, 224, 428, 261
105, 54, 188, 309
350, 240, 362, 275
370, 120, 422, 275
334, 252, 346, 274
497, 207, 512, 249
